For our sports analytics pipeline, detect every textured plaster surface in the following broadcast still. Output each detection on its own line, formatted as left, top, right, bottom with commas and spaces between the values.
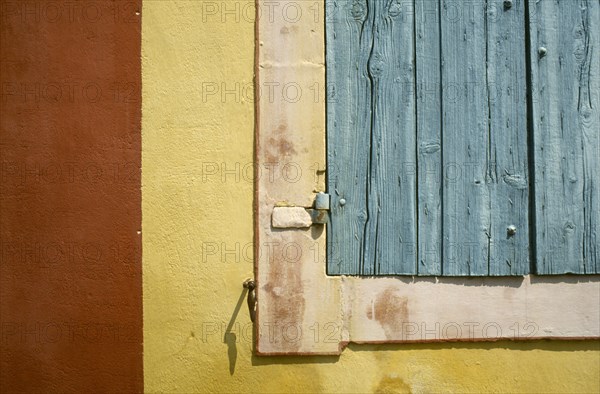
142, 1, 600, 392
1, 1, 143, 391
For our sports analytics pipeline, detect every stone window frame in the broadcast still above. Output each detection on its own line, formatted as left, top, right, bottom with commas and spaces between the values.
254, 0, 599, 355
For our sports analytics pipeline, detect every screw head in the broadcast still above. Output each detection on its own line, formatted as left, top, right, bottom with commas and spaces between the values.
507, 225, 517, 236
339, 198, 347, 206
504, 0, 513, 9
538, 47, 547, 57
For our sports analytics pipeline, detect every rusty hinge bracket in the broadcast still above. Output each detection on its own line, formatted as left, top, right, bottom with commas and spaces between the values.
271, 192, 330, 229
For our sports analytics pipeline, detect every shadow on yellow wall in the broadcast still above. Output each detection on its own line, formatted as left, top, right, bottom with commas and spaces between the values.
142, 1, 600, 392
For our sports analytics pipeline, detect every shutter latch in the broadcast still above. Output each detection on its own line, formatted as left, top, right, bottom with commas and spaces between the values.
271, 192, 330, 228
242, 279, 256, 322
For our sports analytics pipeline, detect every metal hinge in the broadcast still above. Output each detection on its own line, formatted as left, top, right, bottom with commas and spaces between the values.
242, 279, 256, 322
271, 192, 330, 229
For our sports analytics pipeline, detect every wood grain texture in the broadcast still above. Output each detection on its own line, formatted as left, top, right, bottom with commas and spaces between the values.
528, 0, 600, 274
416, 0, 443, 275
368, 0, 417, 275
485, 0, 530, 275
326, 0, 373, 275
327, 0, 417, 275
328, 0, 531, 275
439, 0, 489, 275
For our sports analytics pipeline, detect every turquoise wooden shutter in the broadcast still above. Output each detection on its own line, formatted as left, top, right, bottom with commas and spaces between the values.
326, 0, 599, 276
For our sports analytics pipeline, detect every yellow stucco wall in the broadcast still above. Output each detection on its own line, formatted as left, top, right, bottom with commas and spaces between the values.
142, 1, 600, 392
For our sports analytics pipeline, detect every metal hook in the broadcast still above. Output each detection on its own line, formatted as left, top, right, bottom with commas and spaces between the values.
242, 279, 256, 322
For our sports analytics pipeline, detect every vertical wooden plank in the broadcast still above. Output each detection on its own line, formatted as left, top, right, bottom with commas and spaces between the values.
368, 0, 417, 275
327, 0, 374, 274
441, 0, 530, 276
416, 0, 443, 275
441, 0, 491, 275
328, 0, 417, 275
583, 1, 600, 273
528, 0, 600, 274
486, 0, 530, 275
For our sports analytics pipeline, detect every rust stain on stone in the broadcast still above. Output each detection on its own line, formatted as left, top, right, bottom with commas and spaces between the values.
265, 123, 297, 163
279, 25, 299, 35
274, 138, 296, 156
366, 287, 409, 339
261, 235, 305, 352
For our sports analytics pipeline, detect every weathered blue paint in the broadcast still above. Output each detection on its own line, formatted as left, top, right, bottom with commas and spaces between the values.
485, 0, 531, 275
326, 0, 372, 275
416, 0, 443, 275
326, 0, 417, 275
327, 0, 597, 276
528, 0, 600, 274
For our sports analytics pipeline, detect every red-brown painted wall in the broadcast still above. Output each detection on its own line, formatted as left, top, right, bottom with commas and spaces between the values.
1, 1, 142, 391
